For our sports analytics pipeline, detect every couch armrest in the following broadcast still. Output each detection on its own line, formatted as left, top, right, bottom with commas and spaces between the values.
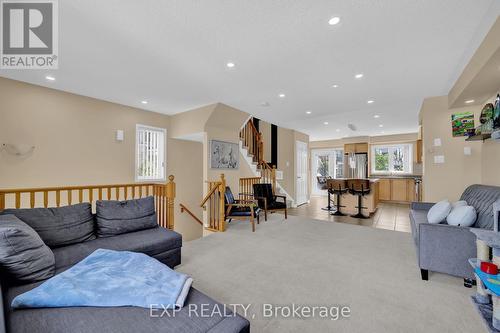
411, 202, 435, 210
0, 281, 5, 333
418, 223, 476, 279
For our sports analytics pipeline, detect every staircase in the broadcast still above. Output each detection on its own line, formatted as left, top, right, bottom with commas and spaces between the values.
239, 118, 295, 207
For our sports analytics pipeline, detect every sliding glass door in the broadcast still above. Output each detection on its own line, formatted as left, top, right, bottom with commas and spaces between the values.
311, 149, 343, 195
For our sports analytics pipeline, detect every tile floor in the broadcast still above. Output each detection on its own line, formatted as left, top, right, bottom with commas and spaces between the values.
288, 195, 411, 232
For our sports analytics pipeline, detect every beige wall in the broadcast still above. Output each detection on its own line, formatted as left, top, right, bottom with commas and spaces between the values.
0, 77, 204, 240
420, 95, 484, 202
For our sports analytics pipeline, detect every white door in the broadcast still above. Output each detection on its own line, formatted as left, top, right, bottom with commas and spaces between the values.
296, 141, 308, 206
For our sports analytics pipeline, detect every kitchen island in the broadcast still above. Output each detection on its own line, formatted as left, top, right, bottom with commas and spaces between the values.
327, 178, 380, 216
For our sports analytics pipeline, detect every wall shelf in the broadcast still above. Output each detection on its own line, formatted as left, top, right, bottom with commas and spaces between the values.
465, 133, 491, 142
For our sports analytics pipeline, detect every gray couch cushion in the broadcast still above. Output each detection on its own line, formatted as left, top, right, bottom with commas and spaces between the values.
2, 203, 95, 248
460, 184, 500, 229
5, 284, 249, 333
52, 227, 182, 270
0, 215, 55, 283
96, 197, 157, 237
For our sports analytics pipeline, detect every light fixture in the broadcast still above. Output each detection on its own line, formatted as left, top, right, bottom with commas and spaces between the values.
355, 73, 364, 79
306, 111, 312, 114
379, 124, 384, 128
373, 114, 380, 118
279, 93, 286, 98
331, 84, 339, 88
465, 99, 475, 104
260, 101, 270, 107
45, 75, 55, 81
328, 17, 340, 25
226, 62, 235, 68
336, 129, 340, 132
367, 100, 374, 104
141, 100, 148, 104
324, 122, 329, 125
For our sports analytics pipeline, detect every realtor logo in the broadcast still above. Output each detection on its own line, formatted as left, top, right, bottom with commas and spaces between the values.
1, 0, 58, 69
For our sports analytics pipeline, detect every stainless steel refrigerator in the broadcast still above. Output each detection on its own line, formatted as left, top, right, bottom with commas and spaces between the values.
344, 153, 368, 179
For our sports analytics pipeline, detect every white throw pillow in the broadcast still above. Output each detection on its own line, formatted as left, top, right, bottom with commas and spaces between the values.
427, 200, 452, 224
452, 200, 467, 209
447, 206, 477, 227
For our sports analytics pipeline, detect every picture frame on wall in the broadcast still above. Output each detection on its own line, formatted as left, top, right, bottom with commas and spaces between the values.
210, 140, 239, 169
451, 112, 475, 137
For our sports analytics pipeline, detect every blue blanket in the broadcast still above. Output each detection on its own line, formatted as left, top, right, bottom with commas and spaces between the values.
12, 249, 192, 309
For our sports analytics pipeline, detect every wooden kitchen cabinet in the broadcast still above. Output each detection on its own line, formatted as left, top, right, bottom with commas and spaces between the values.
378, 179, 392, 201
344, 143, 368, 154
344, 144, 356, 154
391, 179, 408, 202
377, 178, 418, 203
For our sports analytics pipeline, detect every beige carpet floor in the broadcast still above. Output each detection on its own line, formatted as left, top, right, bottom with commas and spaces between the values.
177, 215, 485, 333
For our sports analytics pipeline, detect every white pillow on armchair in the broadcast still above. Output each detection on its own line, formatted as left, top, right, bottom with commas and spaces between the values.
446, 205, 476, 227
427, 200, 452, 224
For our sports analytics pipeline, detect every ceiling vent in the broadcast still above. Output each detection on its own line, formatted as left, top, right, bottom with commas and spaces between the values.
347, 123, 357, 131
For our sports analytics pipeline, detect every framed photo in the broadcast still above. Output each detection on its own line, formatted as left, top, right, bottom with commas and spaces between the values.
210, 140, 239, 169
451, 112, 475, 137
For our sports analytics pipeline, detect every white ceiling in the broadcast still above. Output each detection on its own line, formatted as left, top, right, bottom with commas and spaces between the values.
1, 0, 499, 141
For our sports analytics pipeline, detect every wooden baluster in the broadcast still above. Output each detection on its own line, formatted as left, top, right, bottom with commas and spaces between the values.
219, 174, 226, 231
44, 191, 49, 207
115, 187, 120, 200
124, 186, 128, 200
89, 188, 93, 204
139, 185, 143, 198
98, 188, 103, 200
132, 186, 136, 199
146, 185, 150, 196
78, 189, 83, 203
67, 190, 72, 205
15, 192, 21, 209
30, 192, 35, 208
159, 185, 164, 228
107, 187, 111, 200
56, 190, 61, 207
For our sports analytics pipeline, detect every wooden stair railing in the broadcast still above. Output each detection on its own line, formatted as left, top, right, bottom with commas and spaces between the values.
0, 175, 176, 230
239, 118, 277, 196
180, 203, 203, 225
200, 173, 226, 232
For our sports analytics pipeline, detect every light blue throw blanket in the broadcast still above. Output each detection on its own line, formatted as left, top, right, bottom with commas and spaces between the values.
12, 249, 192, 309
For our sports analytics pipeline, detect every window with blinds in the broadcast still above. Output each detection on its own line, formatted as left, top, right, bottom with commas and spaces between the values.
135, 124, 166, 181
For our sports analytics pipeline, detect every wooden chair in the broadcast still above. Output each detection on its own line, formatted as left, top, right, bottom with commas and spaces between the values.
224, 186, 260, 232
252, 183, 287, 221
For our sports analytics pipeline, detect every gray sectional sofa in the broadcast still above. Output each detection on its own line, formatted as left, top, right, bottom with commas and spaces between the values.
1, 198, 250, 333
410, 184, 500, 283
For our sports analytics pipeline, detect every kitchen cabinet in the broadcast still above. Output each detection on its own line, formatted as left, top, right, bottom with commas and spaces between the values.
376, 178, 420, 203
378, 179, 392, 201
344, 142, 368, 154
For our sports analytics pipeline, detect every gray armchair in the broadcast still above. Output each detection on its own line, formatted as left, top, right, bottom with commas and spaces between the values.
409, 185, 500, 285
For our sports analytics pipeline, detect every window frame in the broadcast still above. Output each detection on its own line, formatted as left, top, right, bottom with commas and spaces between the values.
370, 143, 413, 175
135, 124, 167, 182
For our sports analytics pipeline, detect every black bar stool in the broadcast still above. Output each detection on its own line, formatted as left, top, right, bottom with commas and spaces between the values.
319, 176, 335, 212
327, 179, 348, 216
347, 179, 371, 219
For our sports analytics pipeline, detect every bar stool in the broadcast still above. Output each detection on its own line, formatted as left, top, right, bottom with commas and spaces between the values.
347, 179, 371, 219
327, 179, 348, 216
319, 176, 335, 212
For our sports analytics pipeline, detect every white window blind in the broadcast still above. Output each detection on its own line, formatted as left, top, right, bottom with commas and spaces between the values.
135, 124, 166, 181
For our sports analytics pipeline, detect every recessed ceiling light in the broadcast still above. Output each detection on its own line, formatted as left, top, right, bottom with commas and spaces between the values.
355, 73, 364, 79
331, 84, 339, 88
279, 93, 286, 98
226, 62, 235, 68
45, 75, 55, 81
336, 129, 340, 132
260, 101, 270, 107
141, 100, 148, 104
465, 99, 475, 104
328, 17, 340, 25
379, 124, 384, 128
367, 100, 374, 104
373, 114, 380, 118
324, 122, 329, 125
306, 111, 312, 114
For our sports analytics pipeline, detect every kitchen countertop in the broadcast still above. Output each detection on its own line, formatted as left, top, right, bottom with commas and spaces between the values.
369, 175, 422, 179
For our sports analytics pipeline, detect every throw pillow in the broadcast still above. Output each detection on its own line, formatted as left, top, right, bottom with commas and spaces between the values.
447, 205, 477, 227
427, 200, 452, 224
2, 203, 96, 248
96, 196, 157, 237
0, 214, 55, 282
452, 200, 468, 209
